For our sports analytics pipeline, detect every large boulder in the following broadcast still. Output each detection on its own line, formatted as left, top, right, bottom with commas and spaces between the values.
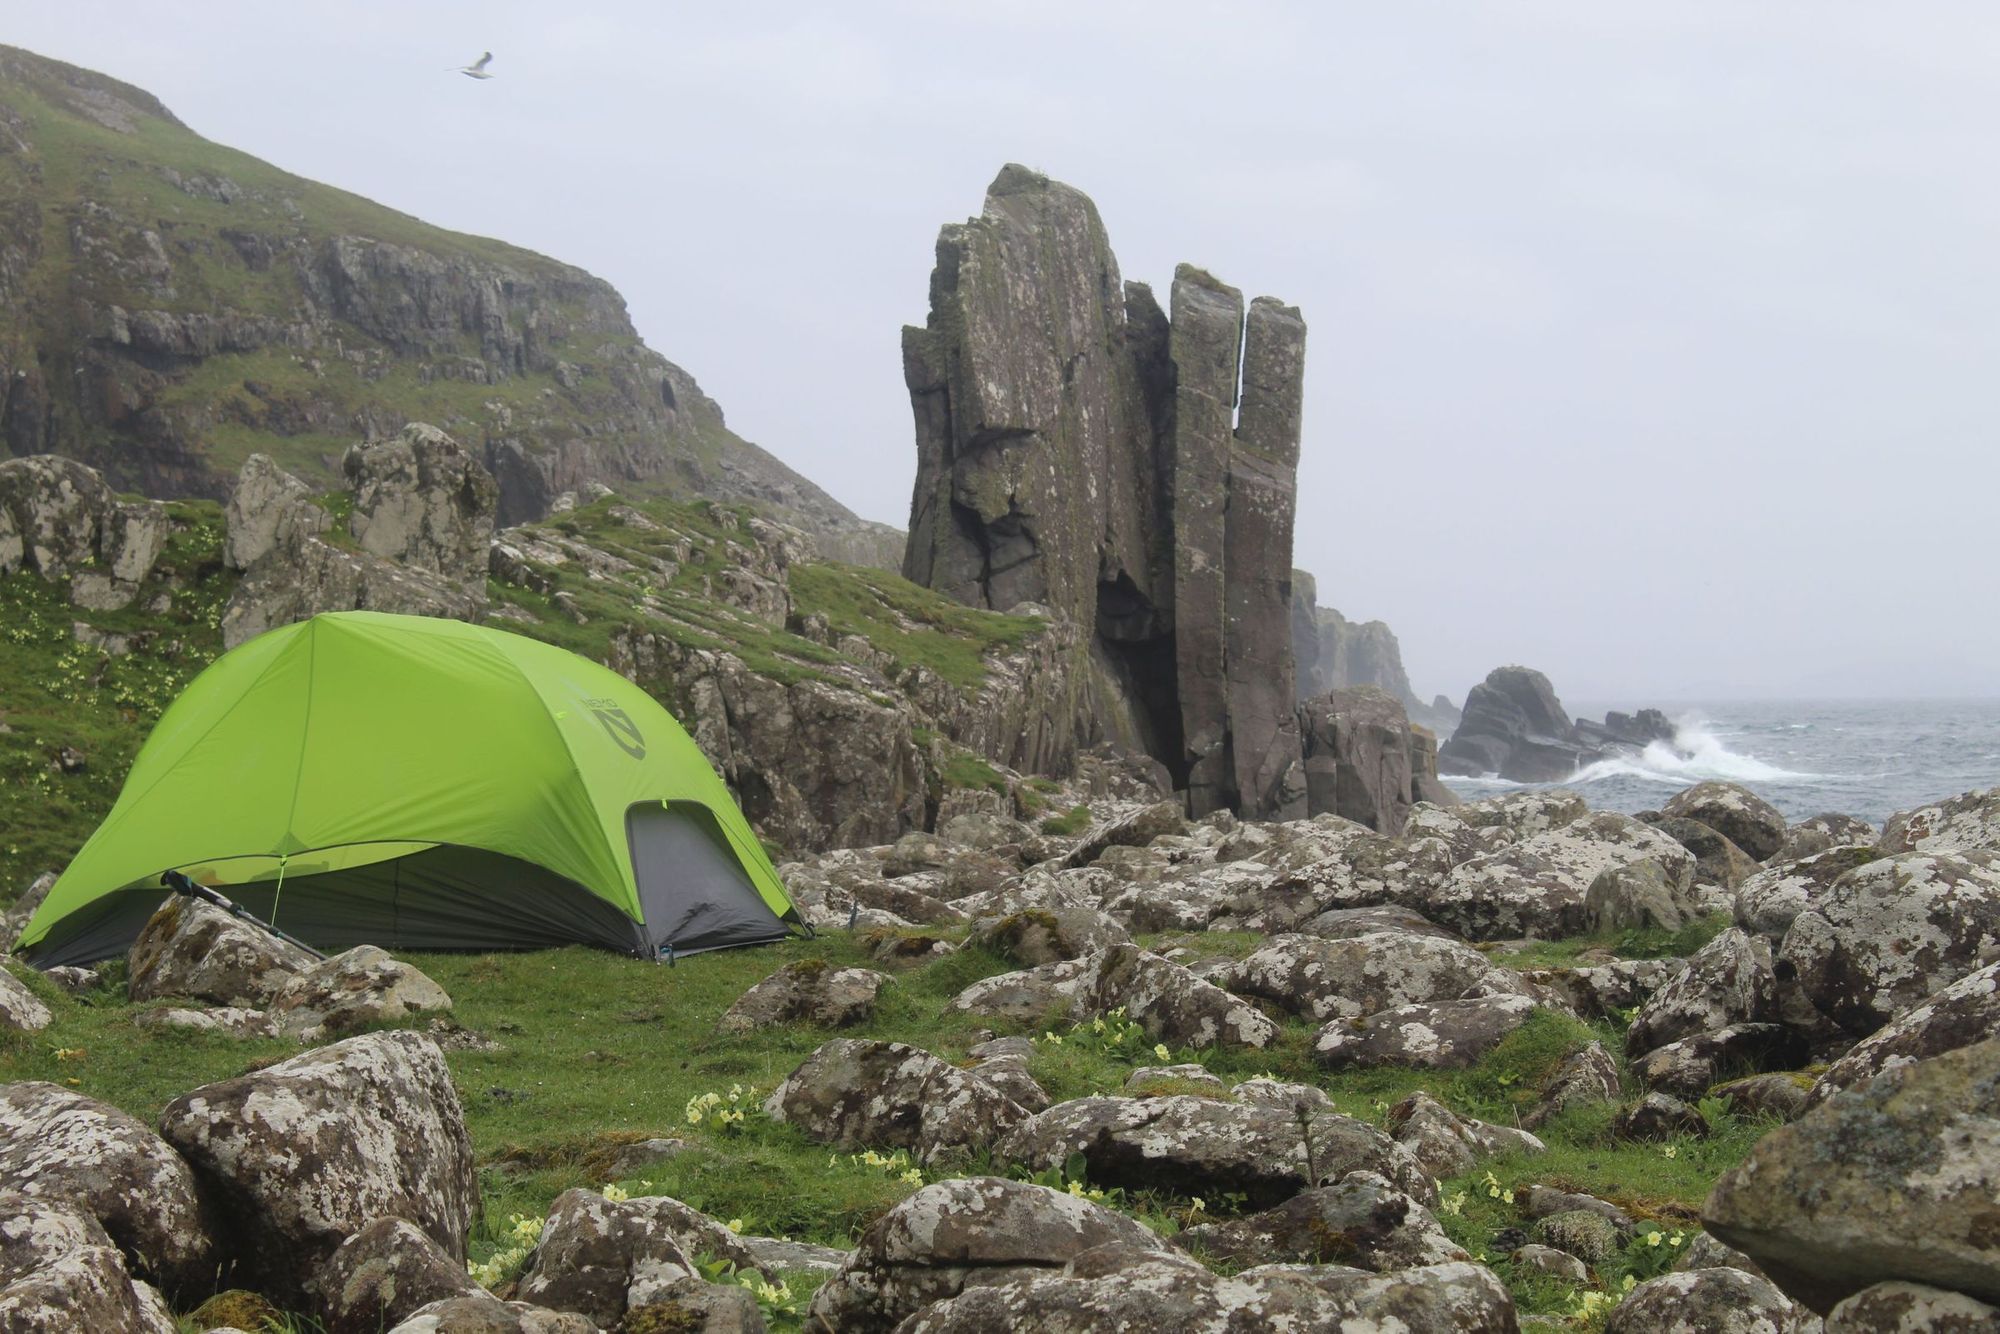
967, 905, 1128, 966
898, 1252, 1517, 1332
1778, 850, 2000, 1036
762, 1039, 1031, 1163
0, 1083, 215, 1298
1810, 959, 2000, 1105
0, 454, 167, 609
159, 1030, 477, 1305
1060, 802, 1188, 868
225, 451, 332, 569
270, 945, 453, 1039
0, 966, 52, 1033
950, 944, 1278, 1049
1664, 781, 1790, 862
1734, 846, 1880, 940
1704, 1035, 2000, 1313
1384, 1091, 1546, 1178
998, 1095, 1434, 1209
1606, 1267, 1816, 1333
127, 893, 314, 1005
318, 1217, 487, 1334
1649, 816, 1762, 891
1297, 685, 1416, 833
1879, 787, 2000, 856
805, 1176, 1171, 1332
515, 1189, 760, 1327
1313, 994, 1544, 1071
1633, 1025, 1809, 1100
1456, 788, 1590, 840
1825, 1281, 2000, 1330
1222, 930, 1531, 1024
0, 1191, 177, 1333
342, 423, 498, 583
1627, 927, 1779, 1057
1437, 665, 1583, 782
1773, 812, 1878, 863
1421, 811, 1696, 940
1176, 1170, 1466, 1270
386, 1295, 598, 1331
717, 960, 890, 1034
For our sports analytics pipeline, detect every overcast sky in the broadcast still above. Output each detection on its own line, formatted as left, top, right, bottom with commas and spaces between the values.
16, 3, 1999, 702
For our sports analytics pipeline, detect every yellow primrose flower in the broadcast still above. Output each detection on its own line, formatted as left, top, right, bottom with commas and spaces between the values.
1154, 1044, 1171, 1061
1189, 1198, 1205, 1213
900, 1169, 923, 1186
601, 1183, 629, 1202
1622, 1274, 1637, 1291
726, 1218, 744, 1234
1647, 1231, 1663, 1247
1663, 1144, 1679, 1159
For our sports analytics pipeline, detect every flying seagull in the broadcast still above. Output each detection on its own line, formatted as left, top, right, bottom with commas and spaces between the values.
452, 52, 494, 79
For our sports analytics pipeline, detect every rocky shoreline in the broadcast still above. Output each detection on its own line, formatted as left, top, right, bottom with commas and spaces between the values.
3, 780, 1997, 1330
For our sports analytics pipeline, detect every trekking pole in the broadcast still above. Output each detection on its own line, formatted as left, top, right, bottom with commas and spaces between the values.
162, 870, 326, 961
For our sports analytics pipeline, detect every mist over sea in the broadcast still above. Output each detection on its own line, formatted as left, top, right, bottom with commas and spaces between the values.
1440, 699, 2000, 827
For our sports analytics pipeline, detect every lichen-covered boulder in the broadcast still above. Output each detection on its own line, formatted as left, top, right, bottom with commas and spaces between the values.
1825, 1281, 2000, 1331
1611, 1092, 1709, 1141
1664, 781, 1789, 862
514, 1189, 759, 1327
805, 1176, 1171, 1332
1176, 1170, 1466, 1271
159, 1030, 477, 1305
1704, 1036, 2000, 1313
1584, 855, 1705, 932
1385, 1091, 1546, 1178
1223, 930, 1530, 1023
1606, 1267, 1817, 1333
1535, 1210, 1621, 1263
1773, 812, 1879, 863
386, 1294, 598, 1331
1633, 1024, 1809, 1100
134, 1005, 279, 1039
1626, 927, 1778, 1057
0, 454, 167, 609
1810, 958, 2000, 1106
1059, 801, 1187, 868
1456, 789, 1590, 840
717, 959, 889, 1034
0, 1191, 177, 1333
1208, 832, 1455, 934
898, 1252, 1517, 1332
271, 945, 453, 1039
762, 1039, 1030, 1163
623, 1278, 766, 1333
1422, 811, 1697, 941
1650, 816, 1763, 890
998, 1095, 1434, 1209
319, 1217, 486, 1334
1521, 957, 1674, 1022
0, 1083, 215, 1298
951, 944, 1278, 1049
1879, 787, 2000, 856
967, 905, 1128, 966
1314, 993, 1543, 1071
1712, 1073, 1814, 1123
0, 966, 52, 1033
127, 893, 314, 1005
1524, 1041, 1624, 1128
1734, 846, 1880, 939
1778, 851, 2000, 1036
342, 423, 497, 583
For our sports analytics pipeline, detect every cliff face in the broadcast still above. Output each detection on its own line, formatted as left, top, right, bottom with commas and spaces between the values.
901, 167, 1306, 820
0, 45, 899, 565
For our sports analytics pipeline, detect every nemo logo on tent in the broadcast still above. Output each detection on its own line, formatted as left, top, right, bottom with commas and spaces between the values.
583, 699, 646, 758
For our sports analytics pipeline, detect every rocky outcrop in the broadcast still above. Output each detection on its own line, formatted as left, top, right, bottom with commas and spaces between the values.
717, 960, 889, 1034
1438, 664, 1672, 782
127, 893, 316, 1006
900, 165, 1308, 820
157, 1030, 478, 1306
0, 455, 167, 610
342, 425, 497, 582
762, 1039, 1032, 1163
0, 45, 887, 559
1296, 685, 1455, 833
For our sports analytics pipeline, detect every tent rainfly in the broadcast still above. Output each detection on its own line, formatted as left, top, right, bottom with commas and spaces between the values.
15, 611, 802, 965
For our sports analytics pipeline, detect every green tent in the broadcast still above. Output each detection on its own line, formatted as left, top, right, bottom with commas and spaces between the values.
16, 611, 801, 965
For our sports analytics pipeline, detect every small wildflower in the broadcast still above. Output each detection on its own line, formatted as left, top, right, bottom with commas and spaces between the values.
726, 1218, 744, 1234
1646, 1231, 1663, 1247
601, 1182, 629, 1203
1662, 1144, 1679, 1159
1622, 1274, 1637, 1292
1154, 1044, 1171, 1061
53, 1048, 84, 1062
899, 1168, 923, 1186
1189, 1197, 1205, 1213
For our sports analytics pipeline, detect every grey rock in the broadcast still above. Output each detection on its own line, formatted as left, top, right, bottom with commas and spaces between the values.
968, 905, 1128, 966
341, 423, 498, 582
1061, 801, 1187, 868
1586, 856, 1700, 933
318, 1217, 485, 1334
1456, 788, 1591, 840
1314, 993, 1544, 1071
41, 965, 100, 995
1664, 781, 1790, 862
127, 892, 314, 1006
224, 451, 329, 570
1879, 787, 2000, 856
1774, 812, 1879, 864
805, 1175, 1171, 1333
1713, 1072, 1815, 1123
134, 1005, 278, 1039
516, 1189, 759, 1326
0, 455, 166, 610
1177, 1170, 1465, 1271
1627, 927, 1779, 1057
1423, 811, 1696, 940
950, 943, 1279, 1049
1634, 1025, 1810, 1100
762, 1039, 1030, 1163
1704, 1036, 2000, 1313
0, 1234, 177, 1332
159, 1030, 477, 1306
1438, 665, 1585, 781
717, 960, 890, 1034
1522, 1185, 1635, 1234
1735, 846, 1881, 940
1124, 1064, 1226, 1094
1778, 850, 2000, 1036
1512, 1243, 1589, 1284
0, 1083, 215, 1298
1535, 1209, 1622, 1263
1521, 958, 1675, 1022
1811, 958, 2000, 1105
0, 965, 51, 1032
386, 1295, 599, 1332
1608, 1267, 1817, 1333
1650, 816, 1763, 890
270, 944, 453, 1039
737, 1233, 848, 1275
998, 1094, 1435, 1209
1224, 928, 1530, 1024
1826, 1281, 2000, 1331
1297, 684, 1421, 833
623, 1279, 766, 1333
1524, 1041, 1624, 1128
1385, 1090, 1547, 1178
1612, 1092, 1709, 1141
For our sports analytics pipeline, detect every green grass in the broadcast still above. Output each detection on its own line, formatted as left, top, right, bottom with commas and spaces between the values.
1038, 804, 1092, 836
1486, 913, 1735, 970
788, 564, 1043, 691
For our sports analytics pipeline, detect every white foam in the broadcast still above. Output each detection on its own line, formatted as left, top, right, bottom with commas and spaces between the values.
1569, 716, 1819, 787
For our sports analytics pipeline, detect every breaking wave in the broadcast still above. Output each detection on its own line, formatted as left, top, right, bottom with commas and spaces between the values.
1569, 717, 1817, 786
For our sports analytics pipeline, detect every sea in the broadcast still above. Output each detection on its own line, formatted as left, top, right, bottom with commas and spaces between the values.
1438, 699, 2000, 828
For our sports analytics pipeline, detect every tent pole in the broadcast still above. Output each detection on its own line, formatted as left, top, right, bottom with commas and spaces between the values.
162, 871, 325, 961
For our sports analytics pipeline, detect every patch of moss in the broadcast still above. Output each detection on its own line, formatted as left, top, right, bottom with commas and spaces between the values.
941, 752, 1008, 796
1039, 804, 1092, 836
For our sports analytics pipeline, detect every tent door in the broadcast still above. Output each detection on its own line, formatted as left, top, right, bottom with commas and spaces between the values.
626, 803, 788, 956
